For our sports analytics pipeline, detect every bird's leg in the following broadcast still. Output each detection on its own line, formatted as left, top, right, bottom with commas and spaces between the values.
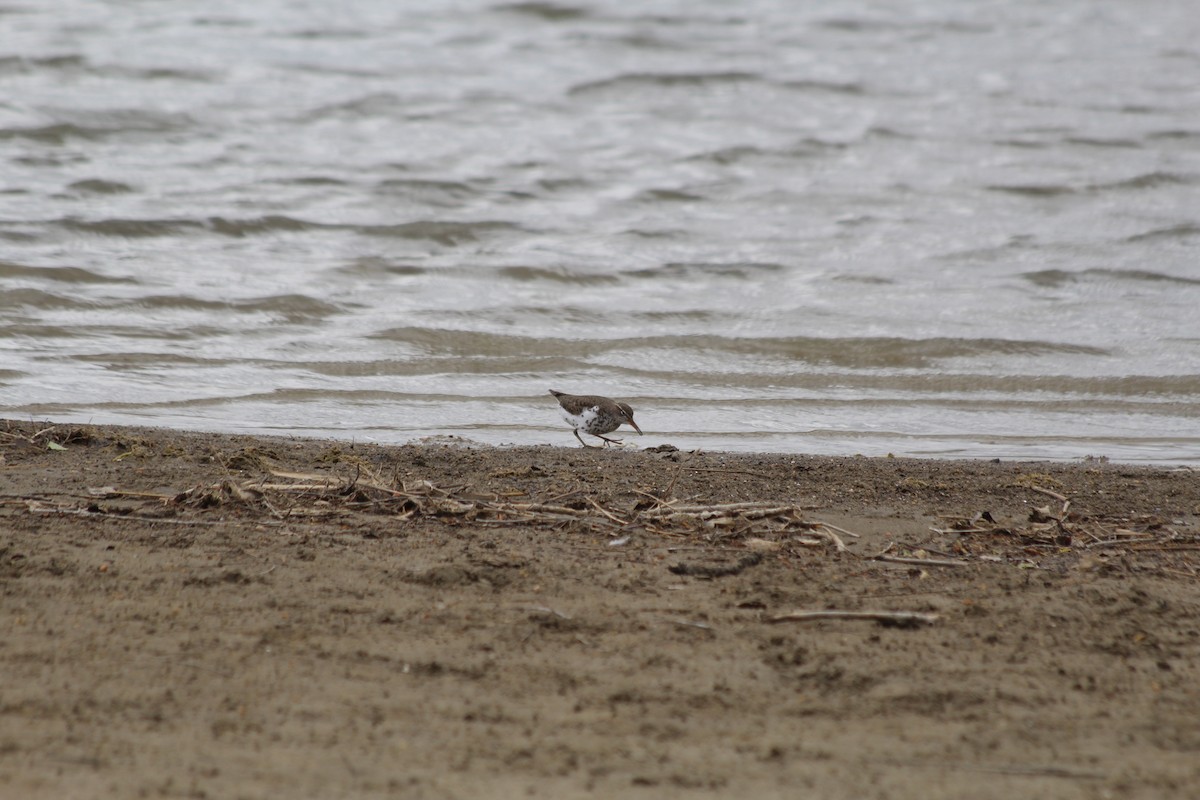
595, 433, 624, 446
574, 429, 600, 448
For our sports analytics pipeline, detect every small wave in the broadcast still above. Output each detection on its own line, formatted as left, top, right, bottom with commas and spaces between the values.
1021, 268, 1200, 289
67, 352, 239, 368
0, 54, 87, 75
568, 71, 761, 96
374, 179, 480, 205
0, 54, 208, 82
986, 184, 1076, 197
0, 321, 233, 341
496, 266, 620, 285
991, 170, 1194, 195
56, 215, 336, 238
627, 261, 786, 279
371, 327, 1108, 366
23, 108, 194, 140
728, 336, 1110, 366
228, 294, 345, 321
278, 175, 351, 187
684, 145, 771, 165
0, 124, 111, 144
300, 356, 588, 378
1065, 136, 1141, 149
831, 274, 895, 285
1, 323, 87, 339
816, 17, 899, 33
206, 215, 329, 236
331, 257, 426, 277
863, 126, 915, 141
621, 227, 683, 239
0, 261, 133, 284
786, 138, 851, 158
126, 66, 212, 82
1088, 172, 1194, 191
494, 2, 589, 21
634, 188, 704, 202
302, 92, 403, 119
67, 179, 135, 194
133, 294, 344, 321
0, 288, 98, 310
995, 138, 1050, 150
779, 79, 866, 95
813, 17, 988, 35
359, 220, 523, 245
683, 136, 854, 166
57, 217, 204, 237
1147, 129, 1200, 143
1124, 223, 1200, 243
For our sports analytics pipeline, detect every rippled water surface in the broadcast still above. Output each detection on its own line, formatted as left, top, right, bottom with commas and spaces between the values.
3, 0, 1200, 462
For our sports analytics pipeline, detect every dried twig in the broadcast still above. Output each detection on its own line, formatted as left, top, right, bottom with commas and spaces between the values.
1028, 485, 1068, 503
664, 618, 714, 631
25, 503, 279, 527
817, 521, 861, 539
520, 605, 572, 620
873, 554, 968, 568
767, 610, 940, 627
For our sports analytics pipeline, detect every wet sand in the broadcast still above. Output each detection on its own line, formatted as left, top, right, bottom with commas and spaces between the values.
2, 419, 1198, 799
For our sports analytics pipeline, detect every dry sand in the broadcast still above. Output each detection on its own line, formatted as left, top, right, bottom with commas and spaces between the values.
2, 418, 1198, 799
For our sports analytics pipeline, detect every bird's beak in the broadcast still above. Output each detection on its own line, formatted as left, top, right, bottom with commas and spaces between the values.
629, 420, 643, 435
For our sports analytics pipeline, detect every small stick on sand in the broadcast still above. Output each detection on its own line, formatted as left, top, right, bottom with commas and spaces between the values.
815, 525, 848, 553
817, 521, 861, 539
929, 526, 993, 535
663, 464, 685, 498
586, 496, 630, 525
873, 554, 968, 568
767, 610, 940, 627
521, 605, 572, 620
1028, 485, 1068, 503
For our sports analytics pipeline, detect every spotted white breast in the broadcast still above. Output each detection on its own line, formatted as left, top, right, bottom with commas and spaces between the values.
560, 405, 601, 431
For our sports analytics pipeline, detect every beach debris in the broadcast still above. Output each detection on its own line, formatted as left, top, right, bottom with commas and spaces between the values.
2, 437, 1195, 576
767, 610, 940, 628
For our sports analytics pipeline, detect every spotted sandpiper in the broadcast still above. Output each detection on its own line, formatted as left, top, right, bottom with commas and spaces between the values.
549, 389, 643, 448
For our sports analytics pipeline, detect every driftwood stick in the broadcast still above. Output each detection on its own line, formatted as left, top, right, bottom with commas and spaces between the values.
767, 610, 940, 626
632, 488, 673, 507
507, 502, 591, 516
1028, 485, 1068, 503
873, 554, 968, 568
586, 496, 630, 525
520, 605, 572, 620
816, 521, 862, 539
27, 505, 282, 527
741, 506, 800, 520
664, 464, 685, 498
644, 501, 796, 515
815, 525, 848, 552
930, 526, 993, 535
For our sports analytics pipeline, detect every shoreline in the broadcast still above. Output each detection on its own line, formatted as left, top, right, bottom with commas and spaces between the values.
7, 413, 1198, 468
2, 417, 1198, 798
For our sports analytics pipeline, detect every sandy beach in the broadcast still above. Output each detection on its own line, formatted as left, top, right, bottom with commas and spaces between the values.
2, 418, 1198, 799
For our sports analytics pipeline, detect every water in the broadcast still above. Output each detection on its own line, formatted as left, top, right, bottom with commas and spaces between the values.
3, 0, 1200, 463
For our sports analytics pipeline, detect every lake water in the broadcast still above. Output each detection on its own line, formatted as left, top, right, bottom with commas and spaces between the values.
3, 0, 1200, 463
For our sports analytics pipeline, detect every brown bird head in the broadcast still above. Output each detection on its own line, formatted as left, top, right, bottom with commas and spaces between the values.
616, 402, 642, 434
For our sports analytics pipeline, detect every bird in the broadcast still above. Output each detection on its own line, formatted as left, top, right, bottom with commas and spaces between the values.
549, 389, 643, 448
